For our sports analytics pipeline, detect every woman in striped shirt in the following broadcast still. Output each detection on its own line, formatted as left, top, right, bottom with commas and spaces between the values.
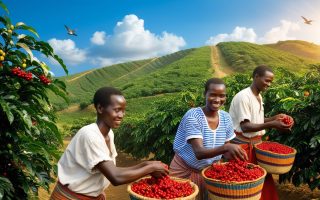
169, 78, 248, 200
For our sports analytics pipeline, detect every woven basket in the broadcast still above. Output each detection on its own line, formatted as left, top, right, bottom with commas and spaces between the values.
201, 163, 267, 200
254, 142, 297, 174
127, 176, 199, 200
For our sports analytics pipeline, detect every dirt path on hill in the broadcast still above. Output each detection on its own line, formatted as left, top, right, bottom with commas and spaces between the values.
210, 45, 227, 78
67, 70, 94, 83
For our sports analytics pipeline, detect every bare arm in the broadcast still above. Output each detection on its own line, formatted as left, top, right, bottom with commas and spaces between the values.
189, 138, 247, 161
240, 118, 291, 133
95, 160, 168, 186
264, 117, 274, 123
264, 114, 286, 123
240, 119, 275, 133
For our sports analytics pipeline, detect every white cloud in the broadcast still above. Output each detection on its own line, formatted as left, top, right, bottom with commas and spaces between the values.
90, 31, 107, 45
205, 20, 320, 45
48, 38, 87, 65
89, 14, 186, 66
258, 20, 300, 43
205, 26, 257, 45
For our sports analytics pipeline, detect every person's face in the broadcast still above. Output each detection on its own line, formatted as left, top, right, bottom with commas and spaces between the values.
255, 71, 274, 92
98, 95, 126, 128
205, 83, 226, 111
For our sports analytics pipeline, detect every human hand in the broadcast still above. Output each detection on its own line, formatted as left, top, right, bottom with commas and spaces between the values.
149, 161, 169, 178
271, 118, 292, 132
223, 143, 248, 161
282, 115, 294, 128
273, 113, 286, 121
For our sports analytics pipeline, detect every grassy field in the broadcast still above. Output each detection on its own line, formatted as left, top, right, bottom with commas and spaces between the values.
217, 42, 318, 73
51, 48, 196, 109
266, 40, 320, 61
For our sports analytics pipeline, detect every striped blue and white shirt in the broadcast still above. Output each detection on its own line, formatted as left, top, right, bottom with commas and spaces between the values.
173, 107, 236, 170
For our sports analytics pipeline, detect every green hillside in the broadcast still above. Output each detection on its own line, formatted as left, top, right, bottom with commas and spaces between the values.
52, 48, 203, 109
52, 40, 320, 135
119, 46, 212, 98
217, 42, 318, 73
266, 40, 320, 61
53, 41, 320, 112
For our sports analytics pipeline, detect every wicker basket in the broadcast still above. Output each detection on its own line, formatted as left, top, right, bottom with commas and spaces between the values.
127, 176, 199, 200
254, 142, 297, 174
201, 163, 267, 200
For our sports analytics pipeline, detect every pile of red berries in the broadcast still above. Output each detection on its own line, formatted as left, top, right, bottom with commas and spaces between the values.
256, 142, 294, 154
39, 74, 51, 85
204, 160, 265, 182
282, 115, 293, 125
131, 176, 194, 199
11, 67, 33, 81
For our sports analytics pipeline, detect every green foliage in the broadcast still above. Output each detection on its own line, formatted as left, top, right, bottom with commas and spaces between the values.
0, 177, 13, 199
115, 90, 205, 164
264, 65, 320, 190
224, 73, 252, 110
79, 101, 91, 110
217, 42, 317, 73
224, 66, 320, 190
0, 3, 68, 199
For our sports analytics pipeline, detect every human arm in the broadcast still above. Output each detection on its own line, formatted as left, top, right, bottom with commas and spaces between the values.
188, 138, 248, 161
264, 113, 286, 123
95, 160, 168, 186
240, 118, 291, 133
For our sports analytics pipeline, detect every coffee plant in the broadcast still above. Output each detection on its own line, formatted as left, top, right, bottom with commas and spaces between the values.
0, 2, 68, 199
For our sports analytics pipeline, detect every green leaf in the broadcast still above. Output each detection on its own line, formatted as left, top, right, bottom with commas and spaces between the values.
0, 98, 14, 124
48, 83, 69, 104
16, 42, 34, 61
53, 55, 68, 74
0, 1, 9, 14
0, 177, 14, 198
0, 16, 8, 26
15, 22, 39, 38
15, 109, 32, 129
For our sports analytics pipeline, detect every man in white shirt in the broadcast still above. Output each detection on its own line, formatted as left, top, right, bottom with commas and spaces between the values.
51, 87, 168, 199
229, 65, 293, 200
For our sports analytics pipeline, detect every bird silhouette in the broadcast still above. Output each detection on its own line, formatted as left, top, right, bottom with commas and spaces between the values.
301, 16, 313, 25
64, 25, 77, 36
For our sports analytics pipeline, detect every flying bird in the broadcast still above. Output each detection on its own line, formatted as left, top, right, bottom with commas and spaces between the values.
65, 25, 77, 36
301, 16, 313, 25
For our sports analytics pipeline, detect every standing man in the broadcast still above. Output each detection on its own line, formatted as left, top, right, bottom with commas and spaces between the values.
229, 65, 293, 200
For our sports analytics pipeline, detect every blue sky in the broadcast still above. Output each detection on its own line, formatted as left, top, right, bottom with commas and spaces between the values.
3, 0, 320, 76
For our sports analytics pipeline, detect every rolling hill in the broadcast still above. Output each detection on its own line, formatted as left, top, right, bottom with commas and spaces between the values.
52, 41, 319, 112
266, 40, 320, 61
217, 41, 318, 73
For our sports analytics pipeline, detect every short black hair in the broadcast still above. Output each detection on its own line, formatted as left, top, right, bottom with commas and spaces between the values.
204, 78, 225, 95
93, 87, 123, 108
252, 65, 273, 78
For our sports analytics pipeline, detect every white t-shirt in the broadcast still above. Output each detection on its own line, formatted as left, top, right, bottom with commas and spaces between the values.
229, 87, 265, 138
58, 123, 117, 197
